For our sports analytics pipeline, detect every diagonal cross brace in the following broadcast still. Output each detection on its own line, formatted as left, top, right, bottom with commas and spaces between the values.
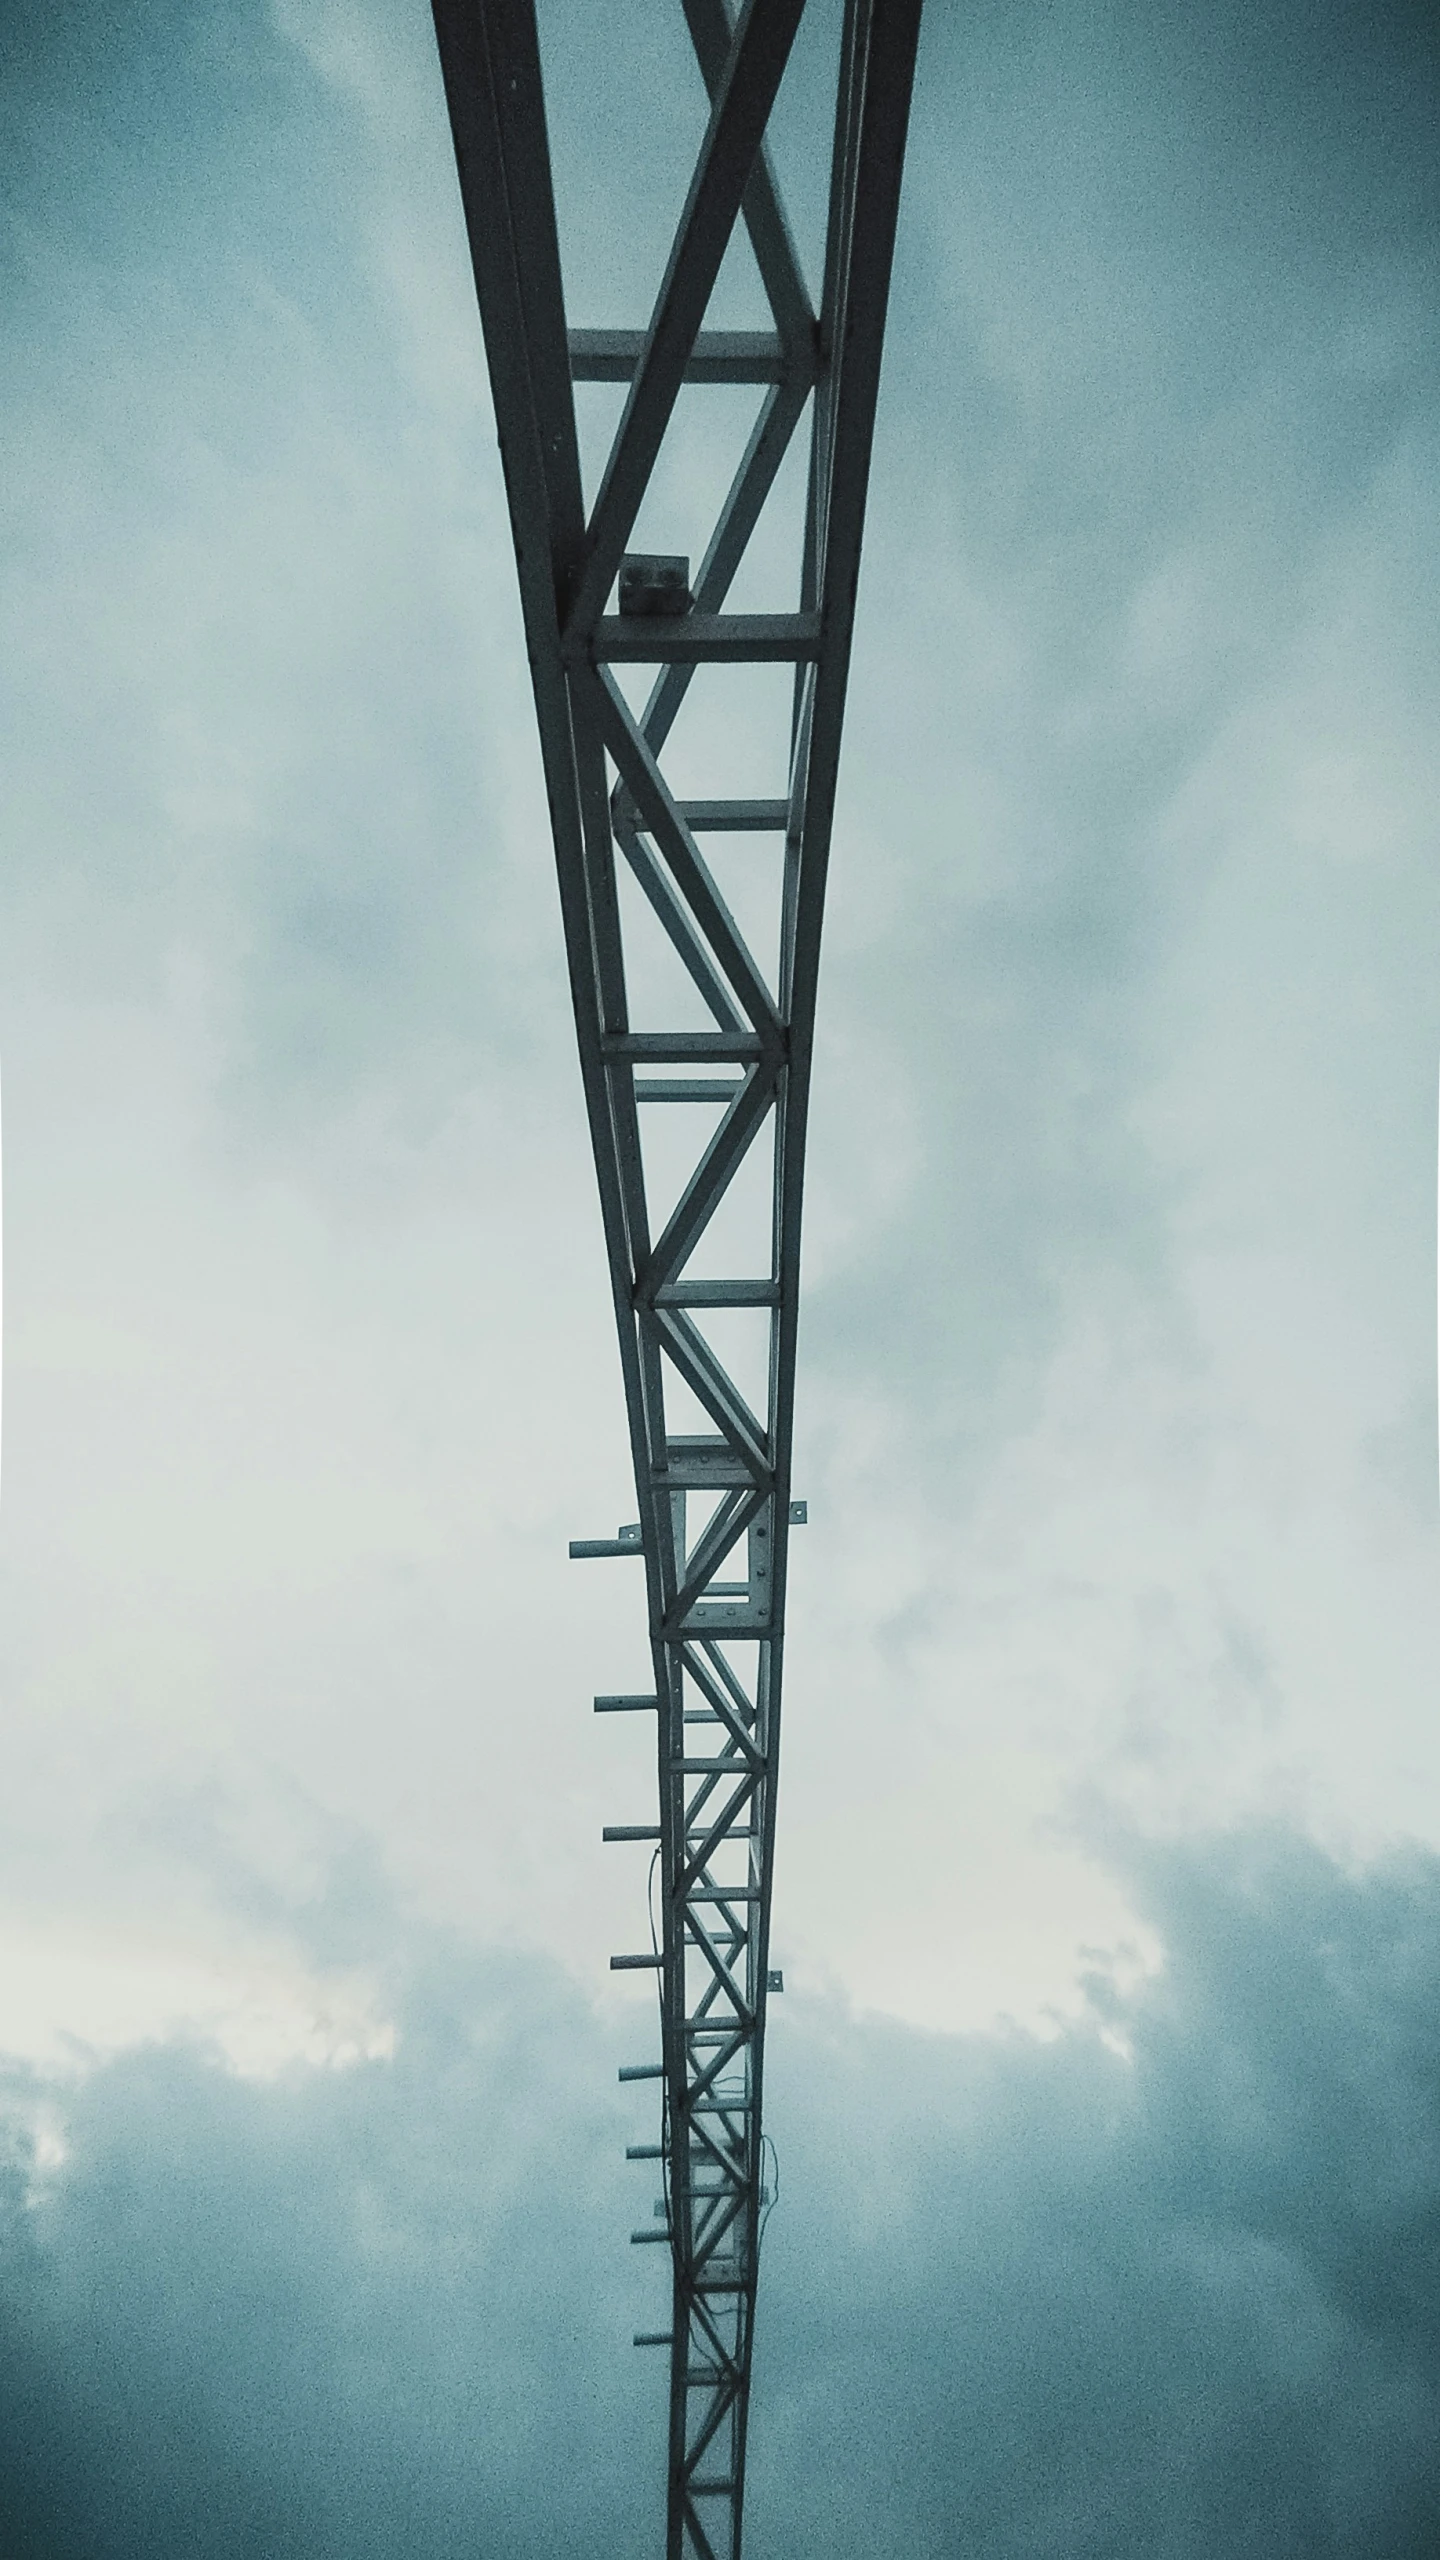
567, 0, 808, 636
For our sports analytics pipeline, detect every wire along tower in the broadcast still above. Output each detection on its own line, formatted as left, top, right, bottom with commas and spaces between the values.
430, 5, 921, 2552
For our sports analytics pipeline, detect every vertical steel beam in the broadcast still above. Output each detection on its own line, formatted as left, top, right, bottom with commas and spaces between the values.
429, 6, 921, 2554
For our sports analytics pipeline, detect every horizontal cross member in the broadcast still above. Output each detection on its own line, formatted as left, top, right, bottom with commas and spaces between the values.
575, 612, 822, 664
568, 328, 793, 383
677, 799, 790, 831
634, 1080, 747, 1103
653, 1280, 780, 1307
600, 1032, 768, 1061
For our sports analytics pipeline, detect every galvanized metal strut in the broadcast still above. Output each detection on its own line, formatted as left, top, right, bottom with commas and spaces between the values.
429, 4, 921, 2553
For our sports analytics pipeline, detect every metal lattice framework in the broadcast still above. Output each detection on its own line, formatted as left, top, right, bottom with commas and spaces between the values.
429, 4, 920, 2553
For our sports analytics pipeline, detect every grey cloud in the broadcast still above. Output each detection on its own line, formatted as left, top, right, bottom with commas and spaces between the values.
0, 1909, 657, 2560
2, 13, 1438, 2543
758, 1823, 1440, 2556
2, 1827, 1438, 2556
2, 0, 557, 1153
801, 0, 1440, 1436
6, 0, 1437, 1340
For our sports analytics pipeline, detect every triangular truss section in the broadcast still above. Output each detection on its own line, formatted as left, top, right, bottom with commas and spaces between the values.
429, 5, 922, 2555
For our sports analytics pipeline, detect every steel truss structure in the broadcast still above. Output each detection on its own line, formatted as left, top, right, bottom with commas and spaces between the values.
430, 4, 920, 2553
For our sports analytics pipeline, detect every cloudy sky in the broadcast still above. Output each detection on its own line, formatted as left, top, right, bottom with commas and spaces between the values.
2, 0, 1439, 2549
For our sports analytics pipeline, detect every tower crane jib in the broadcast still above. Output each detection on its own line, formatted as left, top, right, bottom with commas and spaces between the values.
428, 6, 922, 2552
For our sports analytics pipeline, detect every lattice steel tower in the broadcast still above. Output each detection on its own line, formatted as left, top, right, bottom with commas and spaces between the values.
429, 5, 921, 2553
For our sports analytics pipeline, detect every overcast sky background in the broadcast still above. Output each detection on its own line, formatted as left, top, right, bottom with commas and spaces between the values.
2, 0, 1439, 2550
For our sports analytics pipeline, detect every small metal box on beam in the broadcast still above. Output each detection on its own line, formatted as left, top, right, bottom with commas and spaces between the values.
618, 553, 693, 617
